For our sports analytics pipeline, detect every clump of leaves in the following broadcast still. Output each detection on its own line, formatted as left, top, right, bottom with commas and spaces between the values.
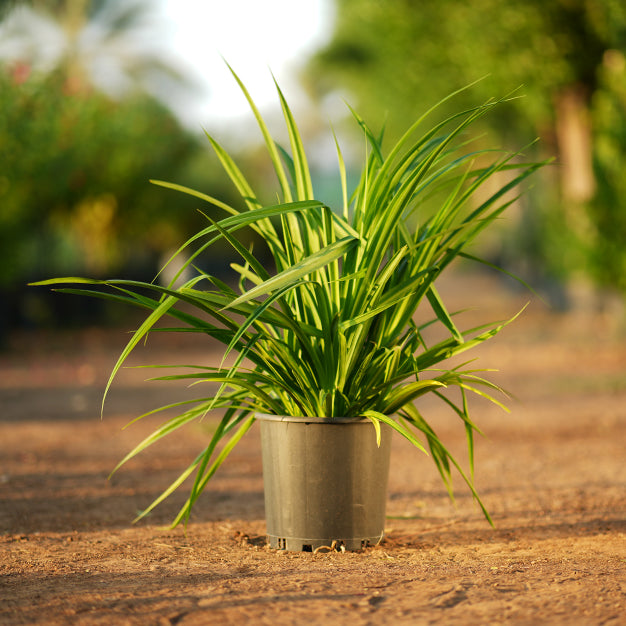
33, 67, 546, 527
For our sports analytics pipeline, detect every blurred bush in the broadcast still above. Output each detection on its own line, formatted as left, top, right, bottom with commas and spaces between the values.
0, 65, 211, 326
0, 67, 201, 280
0, 1, 262, 334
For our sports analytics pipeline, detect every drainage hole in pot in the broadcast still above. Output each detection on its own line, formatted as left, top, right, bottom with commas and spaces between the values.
277, 538, 286, 550
302, 544, 312, 552
361, 540, 370, 549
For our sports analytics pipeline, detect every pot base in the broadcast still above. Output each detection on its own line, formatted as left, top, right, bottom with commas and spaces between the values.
267, 533, 383, 552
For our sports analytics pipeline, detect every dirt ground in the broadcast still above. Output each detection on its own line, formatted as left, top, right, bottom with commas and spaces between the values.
1, 272, 624, 625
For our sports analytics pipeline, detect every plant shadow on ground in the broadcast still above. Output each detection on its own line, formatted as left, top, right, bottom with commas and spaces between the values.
1, 463, 265, 534
386, 517, 626, 548
1, 567, 372, 625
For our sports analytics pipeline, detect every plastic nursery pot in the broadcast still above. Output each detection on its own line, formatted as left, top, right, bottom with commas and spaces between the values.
256, 414, 392, 552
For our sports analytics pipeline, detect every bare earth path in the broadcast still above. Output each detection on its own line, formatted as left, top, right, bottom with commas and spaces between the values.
1, 272, 624, 625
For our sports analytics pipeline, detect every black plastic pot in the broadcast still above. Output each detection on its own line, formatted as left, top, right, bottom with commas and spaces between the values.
256, 414, 392, 551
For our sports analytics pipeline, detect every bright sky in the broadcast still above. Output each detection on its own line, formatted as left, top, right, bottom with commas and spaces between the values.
157, 0, 333, 131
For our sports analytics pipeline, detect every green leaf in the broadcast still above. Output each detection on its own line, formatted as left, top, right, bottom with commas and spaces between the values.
361, 410, 427, 454
383, 379, 447, 415
427, 284, 464, 344
172, 413, 255, 528
224, 236, 359, 310
364, 414, 382, 447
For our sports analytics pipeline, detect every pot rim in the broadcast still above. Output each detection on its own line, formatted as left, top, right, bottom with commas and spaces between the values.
255, 413, 372, 424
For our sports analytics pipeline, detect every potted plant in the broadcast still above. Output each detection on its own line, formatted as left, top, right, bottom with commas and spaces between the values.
33, 67, 545, 551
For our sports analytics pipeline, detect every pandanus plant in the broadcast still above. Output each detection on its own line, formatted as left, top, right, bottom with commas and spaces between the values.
33, 67, 546, 527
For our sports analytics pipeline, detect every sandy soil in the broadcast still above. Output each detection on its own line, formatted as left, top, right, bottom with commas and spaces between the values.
1, 273, 624, 625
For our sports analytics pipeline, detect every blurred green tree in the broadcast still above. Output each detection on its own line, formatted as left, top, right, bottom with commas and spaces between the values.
307, 0, 626, 295
0, 1, 208, 329
0, 69, 201, 285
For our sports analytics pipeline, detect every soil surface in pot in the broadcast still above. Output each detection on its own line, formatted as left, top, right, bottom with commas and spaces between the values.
1, 271, 624, 625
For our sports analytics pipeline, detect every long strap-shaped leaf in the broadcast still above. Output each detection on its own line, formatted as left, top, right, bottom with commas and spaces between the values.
173, 412, 255, 528
224, 236, 359, 310
361, 410, 427, 454
226, 62, 293, 202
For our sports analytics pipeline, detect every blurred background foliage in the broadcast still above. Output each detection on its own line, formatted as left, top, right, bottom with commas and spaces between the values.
0, 0, 260, 332
306, 0, 626, 303
1, 69, 197, 283
1, 0, 625, 339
